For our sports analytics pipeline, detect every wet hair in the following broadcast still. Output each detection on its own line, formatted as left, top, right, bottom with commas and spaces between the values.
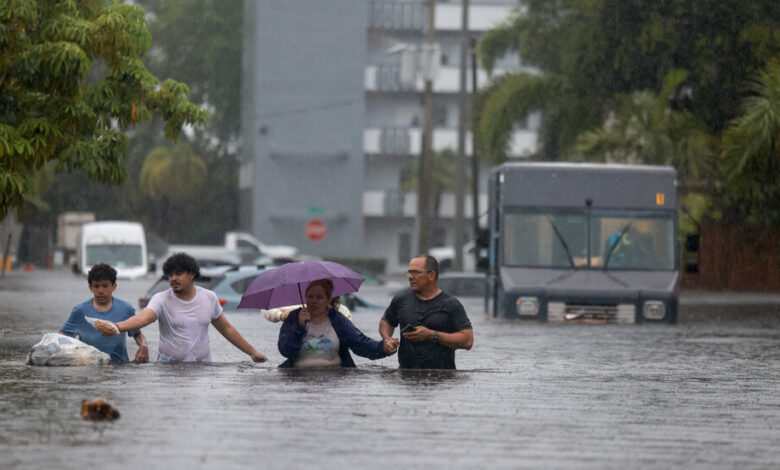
162, 252, 200, 279
87, 263, 117, 285
306, 279, 334, 300
414, 254, 439, 280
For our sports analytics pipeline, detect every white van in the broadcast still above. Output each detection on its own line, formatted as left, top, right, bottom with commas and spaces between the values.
74, 221, 149, 279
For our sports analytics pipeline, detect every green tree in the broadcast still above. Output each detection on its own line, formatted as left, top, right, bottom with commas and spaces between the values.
475, 0, 780, 162
719, 60, 780, 228
138, 0, 243, 155
0, 0, 208, 219
140, 142, 207, 238
402, 149, 460, 244
573, 70, 716, 185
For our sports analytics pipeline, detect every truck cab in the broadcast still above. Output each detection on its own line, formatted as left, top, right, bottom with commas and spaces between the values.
488, 163, 679, 323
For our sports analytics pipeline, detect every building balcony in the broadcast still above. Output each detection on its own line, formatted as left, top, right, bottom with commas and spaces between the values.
368, 1, 427, 31
368, 1, 516, 33
362, 189, 488, 220
363, 126, 537, 158
365, 64, 532, 94
363, 189, 413, 217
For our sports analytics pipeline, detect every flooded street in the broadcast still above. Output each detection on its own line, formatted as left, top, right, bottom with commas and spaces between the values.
1, 270, 779, 469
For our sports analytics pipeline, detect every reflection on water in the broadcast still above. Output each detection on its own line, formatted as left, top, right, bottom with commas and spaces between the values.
0, 271, 778, 469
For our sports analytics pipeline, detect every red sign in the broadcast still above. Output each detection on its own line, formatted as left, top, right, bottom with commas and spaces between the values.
305, 219, 327, 241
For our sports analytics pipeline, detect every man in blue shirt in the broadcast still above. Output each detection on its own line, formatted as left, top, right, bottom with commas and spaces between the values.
60, 263, 149, 363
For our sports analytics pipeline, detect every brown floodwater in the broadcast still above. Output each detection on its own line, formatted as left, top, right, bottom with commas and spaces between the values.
0, 270, 778, 469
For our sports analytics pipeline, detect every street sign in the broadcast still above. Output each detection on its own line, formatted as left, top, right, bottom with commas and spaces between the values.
305, 219, 327, 242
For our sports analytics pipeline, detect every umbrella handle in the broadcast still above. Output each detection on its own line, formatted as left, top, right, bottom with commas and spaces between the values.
297, 283, 310, 328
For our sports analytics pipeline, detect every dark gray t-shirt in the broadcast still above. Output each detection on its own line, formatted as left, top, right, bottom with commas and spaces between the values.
384, 289, 472, 369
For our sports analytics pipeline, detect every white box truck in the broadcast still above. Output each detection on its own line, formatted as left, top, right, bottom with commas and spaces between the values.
73, 221, 149, 279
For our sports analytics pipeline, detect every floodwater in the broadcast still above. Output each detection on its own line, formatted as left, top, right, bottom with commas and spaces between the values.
0, 270, 778, 469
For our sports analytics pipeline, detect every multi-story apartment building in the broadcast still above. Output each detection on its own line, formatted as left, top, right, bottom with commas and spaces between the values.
241, 0, 538, 274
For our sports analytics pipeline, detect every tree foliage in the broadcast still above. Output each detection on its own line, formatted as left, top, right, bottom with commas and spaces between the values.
137, 0, 243, 154
0, 0, 208, 219
718, 60, 780, 227
475, 0, 780, 229
573, 69, 716, 183
140, 142, 207, 237
476, 0, 780, 161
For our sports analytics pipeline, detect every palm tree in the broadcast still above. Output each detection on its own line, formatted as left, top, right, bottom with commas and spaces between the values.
402, 149, 461, 244
140, 142, 207, 238
573, 70, 716, 186
719, 60, 780, 228
473, 7, 611, 163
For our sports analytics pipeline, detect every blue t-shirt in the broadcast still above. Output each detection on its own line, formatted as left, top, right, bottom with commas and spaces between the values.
60, 297, 139, 362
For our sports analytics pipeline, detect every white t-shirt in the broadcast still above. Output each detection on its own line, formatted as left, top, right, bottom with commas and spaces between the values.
293, 317, 341, 368
147, 286, 223, 362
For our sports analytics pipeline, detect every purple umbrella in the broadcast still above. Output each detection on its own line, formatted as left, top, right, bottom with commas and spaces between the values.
237, 260, 365, 310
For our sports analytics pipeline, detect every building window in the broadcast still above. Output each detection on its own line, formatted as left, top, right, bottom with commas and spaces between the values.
398, 233, 411, 264
434, 104, 448, 127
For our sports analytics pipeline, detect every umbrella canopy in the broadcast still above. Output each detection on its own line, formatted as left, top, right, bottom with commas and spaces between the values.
237, 260, 365, 310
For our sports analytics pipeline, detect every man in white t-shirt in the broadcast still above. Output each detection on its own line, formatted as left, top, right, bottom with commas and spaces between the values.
96, 253, 268, 363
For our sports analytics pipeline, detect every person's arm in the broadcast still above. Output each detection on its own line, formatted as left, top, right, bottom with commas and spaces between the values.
379, 315, 395, 341
335, 314, 387, 360
131, 331, 149, 363
211, 313, 268, 362
95, 308, 157, 336
337, 304, 353, 321
402, 327, 474, 350
378, 315, 400, 355
278, 310, 306, 359
262, 305, 298, 322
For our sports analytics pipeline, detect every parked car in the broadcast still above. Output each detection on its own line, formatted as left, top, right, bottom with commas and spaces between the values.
139, 266, 383, 312
138, 267, 270, 311
437, 271, 486, 298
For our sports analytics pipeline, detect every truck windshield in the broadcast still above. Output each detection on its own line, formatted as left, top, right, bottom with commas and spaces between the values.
503, 210, 675, 270
86, 244, 144, 268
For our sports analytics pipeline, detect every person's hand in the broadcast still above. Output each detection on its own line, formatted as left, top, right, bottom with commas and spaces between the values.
298, 308, 311, 327
382, 337, 399, 355
402, 325, 433, 343
250, 351, 268, 363
95, 320, 120, 337
133, 344, 149, 363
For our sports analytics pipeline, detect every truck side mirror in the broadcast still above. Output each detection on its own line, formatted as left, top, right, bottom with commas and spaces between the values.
685, 233, 699, 252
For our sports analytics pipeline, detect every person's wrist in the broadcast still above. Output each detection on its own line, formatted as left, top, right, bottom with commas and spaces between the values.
432, 331, 439, 343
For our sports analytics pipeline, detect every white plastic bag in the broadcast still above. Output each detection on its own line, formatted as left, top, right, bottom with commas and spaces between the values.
26, 333, 111, 366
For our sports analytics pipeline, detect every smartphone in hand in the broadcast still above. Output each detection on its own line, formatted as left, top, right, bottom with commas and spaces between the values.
400, 324, 417, 333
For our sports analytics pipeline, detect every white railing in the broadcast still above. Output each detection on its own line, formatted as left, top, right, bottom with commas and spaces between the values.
362, 190, 489, 218
363, 126, 537, 158
368, 1, 516, 33
365, 64, 527, 93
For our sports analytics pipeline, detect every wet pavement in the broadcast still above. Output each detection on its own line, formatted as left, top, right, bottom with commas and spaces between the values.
0, 270, 779, 469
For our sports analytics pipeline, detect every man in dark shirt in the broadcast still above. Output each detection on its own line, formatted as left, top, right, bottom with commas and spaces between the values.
379, 255, 473, 369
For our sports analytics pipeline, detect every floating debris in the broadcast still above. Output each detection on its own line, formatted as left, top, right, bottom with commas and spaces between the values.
80, 399, 120, 421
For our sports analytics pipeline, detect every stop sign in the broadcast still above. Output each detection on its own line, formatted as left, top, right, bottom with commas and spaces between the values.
305, 219, 327, 241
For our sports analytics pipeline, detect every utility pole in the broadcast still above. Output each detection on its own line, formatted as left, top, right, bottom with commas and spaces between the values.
417, 0, 436, 256
454, 0, 469, 271
470, 35, 480, 269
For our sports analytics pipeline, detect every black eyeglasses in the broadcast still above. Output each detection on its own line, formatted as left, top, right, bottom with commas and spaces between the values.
407, 270, 431, 276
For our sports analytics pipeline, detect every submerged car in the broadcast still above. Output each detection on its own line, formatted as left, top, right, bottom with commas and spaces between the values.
139, 266, 382, 312
437, 272, 486, 298
138, 267, 270, 311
